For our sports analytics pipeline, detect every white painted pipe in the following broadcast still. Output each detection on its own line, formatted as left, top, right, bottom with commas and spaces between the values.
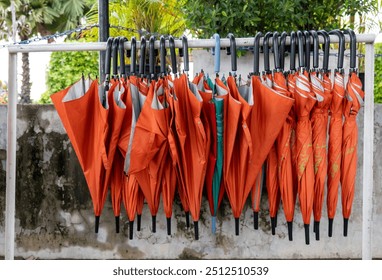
363, 42, 375, 260
8, 33, 377, 53
5, 52, 17, 260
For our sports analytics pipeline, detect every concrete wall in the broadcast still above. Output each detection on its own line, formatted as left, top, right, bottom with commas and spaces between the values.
0, 101, 381, 260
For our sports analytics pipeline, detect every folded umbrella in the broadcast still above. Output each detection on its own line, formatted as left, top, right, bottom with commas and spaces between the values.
341, 29, 364, 237
327, 30, 346, 237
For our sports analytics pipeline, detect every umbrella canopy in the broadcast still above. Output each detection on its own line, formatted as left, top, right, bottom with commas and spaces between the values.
341, 29, 365, 237
172, 73, 208, 239
128, 80, 170, 233
327, 30, 346, 237
341, 72, 364, 236
294, 68, 316, 245
52, 77, 109, 233
310, 71, 331, 240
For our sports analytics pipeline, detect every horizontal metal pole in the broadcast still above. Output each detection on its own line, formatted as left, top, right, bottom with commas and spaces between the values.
8, 33, 376, 53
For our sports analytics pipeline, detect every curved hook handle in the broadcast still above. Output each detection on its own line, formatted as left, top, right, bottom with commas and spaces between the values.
279, 31, 287, 71
296, 30, 305, 69
212, 33, 221, 74
119, 37, 127, 78
182, 35, 189, 72
273, 31, 280, 71
226, 33, 237, 72
263, 32, 272, 73
309, 30, 319, 69
303, 30, 311, 70
149, 36, 156, 78
130, 37, 137, 75
169, 35, 177, 74
105, 37, 114, 80
317, 30, 330, 72
139, 37, 146, 77
253, 32, 263, 75
290, 31, 296, 71
343, 29, 357, 70
112, 37, 120, 78
329, 29, 345, 70
160, 36, 166, 75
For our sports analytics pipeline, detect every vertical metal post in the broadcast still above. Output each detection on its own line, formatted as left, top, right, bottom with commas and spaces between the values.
362, 42, 375, 260
99, 0, 109, 83
5, 52, 18, 260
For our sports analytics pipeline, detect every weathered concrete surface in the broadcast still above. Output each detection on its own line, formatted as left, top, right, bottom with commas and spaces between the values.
0, 104, 381, 259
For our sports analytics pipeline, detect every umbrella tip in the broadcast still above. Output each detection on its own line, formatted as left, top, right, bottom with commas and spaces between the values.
137, 215, 142, 231
304, 224, 310, 245
185, 211, 190, 228
287, 222, 293, 241
235, 218, 240, 236
152, 216, 157, 233
95, 216, 100, 233
211, 216, 217, 234
167, 217, 171, 236
328, 218, 334, 237
129, 220, 134, 240
254, 212, 259, 230
194, 221, 199, 240
115, 216, 120, 234
343, 218, 349, 237
314, 221, 320, 241
271, 217, 276, 235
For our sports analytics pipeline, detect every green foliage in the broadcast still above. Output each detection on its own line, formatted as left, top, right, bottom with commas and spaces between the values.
374, 43, 382, 103
38, 43, 98, 104
182, 0, 377, 38
83, 0, 186, 40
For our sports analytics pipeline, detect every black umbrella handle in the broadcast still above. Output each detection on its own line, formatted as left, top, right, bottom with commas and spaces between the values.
160, 36, 166, 75
289, 31, 296, 71
253, 32, 263, 75
130, 37, 137, 75
329, 29, 345, 71
119, 37, 127, 78
112, 37, 120, 78
182, 35, 190, 72
139, 37, 147, 77
317, 30, 330, 72
343, 29, 357, 71
169, 36, 177, 75
279, 31, 287, 71
310, 30, 319, 70
226, 33, 237, 73
149, 36, 156, 79
104, 37, 113, 81
303, 30, 311, 70
263, 32, 272, 74
273, 31, 281, 71
297, 30, 305, 70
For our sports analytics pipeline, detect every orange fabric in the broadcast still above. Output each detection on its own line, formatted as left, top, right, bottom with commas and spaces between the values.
272, 72, 296, 222
294, 70, 316, 225
106, 80, 127, 217
55, 80, 109, 217
172, 73, 208, 222
245, 76, 294, 218
123, 174, 140, 221
310, 72, 332, 223
341, 73, 364, 219
327, 72, 345, 220
128, 81, 169, 217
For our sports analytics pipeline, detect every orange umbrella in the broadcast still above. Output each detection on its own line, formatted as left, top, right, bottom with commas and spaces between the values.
310, 30, 332, 240
294, 30, 317, 244
341, 29, 364, 236
276, 31, 297, 241
172, 72, 208, 239
327, 30, 346, 237
52, 77, 109, 233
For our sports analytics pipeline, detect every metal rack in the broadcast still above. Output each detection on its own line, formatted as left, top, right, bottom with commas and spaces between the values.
4, 34, 376, 260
